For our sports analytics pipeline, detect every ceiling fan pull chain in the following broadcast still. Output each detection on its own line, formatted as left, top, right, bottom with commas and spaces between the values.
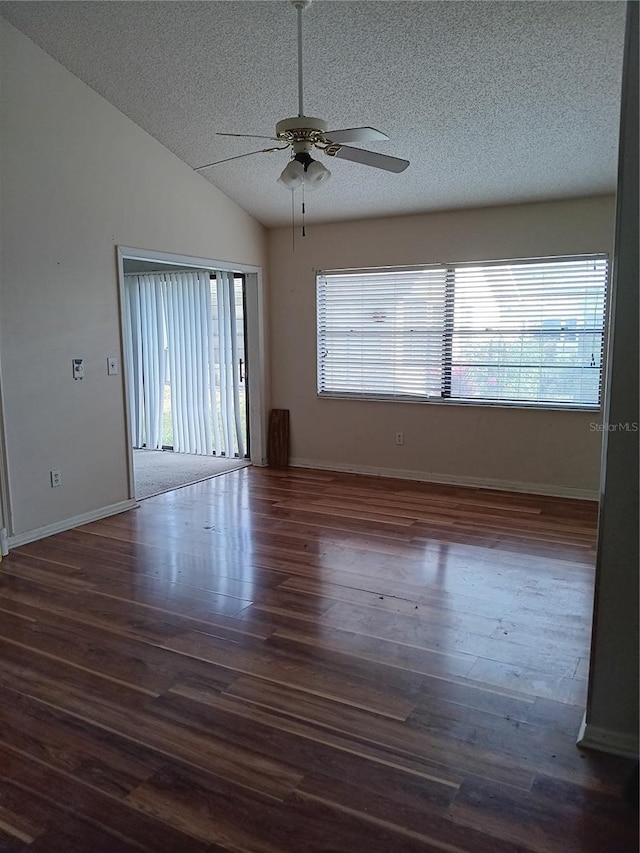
291, 189, 296, 252
301, 183, 306, 237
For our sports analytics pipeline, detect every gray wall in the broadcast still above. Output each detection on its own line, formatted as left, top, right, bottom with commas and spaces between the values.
585, 1, 639, 752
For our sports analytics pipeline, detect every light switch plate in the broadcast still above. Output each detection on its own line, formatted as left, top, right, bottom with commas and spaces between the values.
107, 357, 118, 375
72, 358, 84, 380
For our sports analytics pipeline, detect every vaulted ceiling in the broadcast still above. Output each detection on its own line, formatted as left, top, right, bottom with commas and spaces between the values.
0, 1, 627, 226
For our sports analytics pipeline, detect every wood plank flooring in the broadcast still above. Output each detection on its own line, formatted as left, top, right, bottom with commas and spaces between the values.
0, 467, 636, 852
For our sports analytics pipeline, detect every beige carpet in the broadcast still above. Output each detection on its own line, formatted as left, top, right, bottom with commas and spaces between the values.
133, 449, 249, 499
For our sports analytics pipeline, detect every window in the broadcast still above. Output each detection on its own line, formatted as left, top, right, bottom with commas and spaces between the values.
316, 255, 608, 408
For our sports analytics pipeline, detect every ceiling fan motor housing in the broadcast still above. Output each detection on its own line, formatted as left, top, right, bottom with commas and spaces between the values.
276, 116, 328, 146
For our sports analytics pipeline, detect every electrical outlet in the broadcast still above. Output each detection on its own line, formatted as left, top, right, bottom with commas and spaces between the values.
50, 469, 62, 487
395, 431, 404, 445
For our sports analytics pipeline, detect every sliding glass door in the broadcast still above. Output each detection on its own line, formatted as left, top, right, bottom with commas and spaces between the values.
208, 273, 248, 458
123, 268, 248, 459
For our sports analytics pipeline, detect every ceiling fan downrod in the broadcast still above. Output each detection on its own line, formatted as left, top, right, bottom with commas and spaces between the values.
291, 0, 312, 118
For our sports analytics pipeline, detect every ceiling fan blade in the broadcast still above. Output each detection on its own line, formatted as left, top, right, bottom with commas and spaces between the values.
330, 145, 409, 173
216, 132, 278, 141
194, 146, 285, 171
325, 127, 389, 144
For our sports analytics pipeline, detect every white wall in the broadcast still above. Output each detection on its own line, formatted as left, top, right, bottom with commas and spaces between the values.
0, 18, 267, 538
268, 196, 615, 496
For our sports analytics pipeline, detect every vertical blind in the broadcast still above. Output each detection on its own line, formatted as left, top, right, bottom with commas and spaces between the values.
164, 271, 213, 454
123, 271, 246, 456
317, 255, 608, 408
123, 274, 165, 450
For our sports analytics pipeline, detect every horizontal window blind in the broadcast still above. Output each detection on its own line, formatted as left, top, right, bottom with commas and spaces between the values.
448, 257, 608, 406
317, 256, 608, 408
317, 268, 447, 398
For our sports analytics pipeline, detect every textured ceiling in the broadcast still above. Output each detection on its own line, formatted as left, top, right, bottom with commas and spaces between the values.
0, 0, 627, 227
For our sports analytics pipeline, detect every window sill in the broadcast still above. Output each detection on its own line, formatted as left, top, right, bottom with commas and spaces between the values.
316, 392, 601, 413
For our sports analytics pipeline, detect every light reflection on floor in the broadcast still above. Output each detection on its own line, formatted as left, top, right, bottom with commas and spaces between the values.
126, 468, 257, 607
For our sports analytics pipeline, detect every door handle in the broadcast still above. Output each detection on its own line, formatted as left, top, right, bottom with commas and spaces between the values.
239, 358, 244, 383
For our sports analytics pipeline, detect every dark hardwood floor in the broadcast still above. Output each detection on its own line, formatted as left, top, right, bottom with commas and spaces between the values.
0, 467, 636, 852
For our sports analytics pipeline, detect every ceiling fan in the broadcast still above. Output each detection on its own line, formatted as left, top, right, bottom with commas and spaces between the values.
195, 0, 410, 189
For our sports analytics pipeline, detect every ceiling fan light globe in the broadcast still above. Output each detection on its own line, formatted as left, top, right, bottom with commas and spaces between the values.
304, 159, 331, 189
278, 159, 305, 189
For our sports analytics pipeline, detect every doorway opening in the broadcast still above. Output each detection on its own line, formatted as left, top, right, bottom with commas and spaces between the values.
117, 248, 266, 500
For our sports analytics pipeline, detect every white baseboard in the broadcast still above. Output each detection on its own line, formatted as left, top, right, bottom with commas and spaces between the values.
7, 499, 139, 549
577, 714, 639, 759
288, 458, 598, 500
